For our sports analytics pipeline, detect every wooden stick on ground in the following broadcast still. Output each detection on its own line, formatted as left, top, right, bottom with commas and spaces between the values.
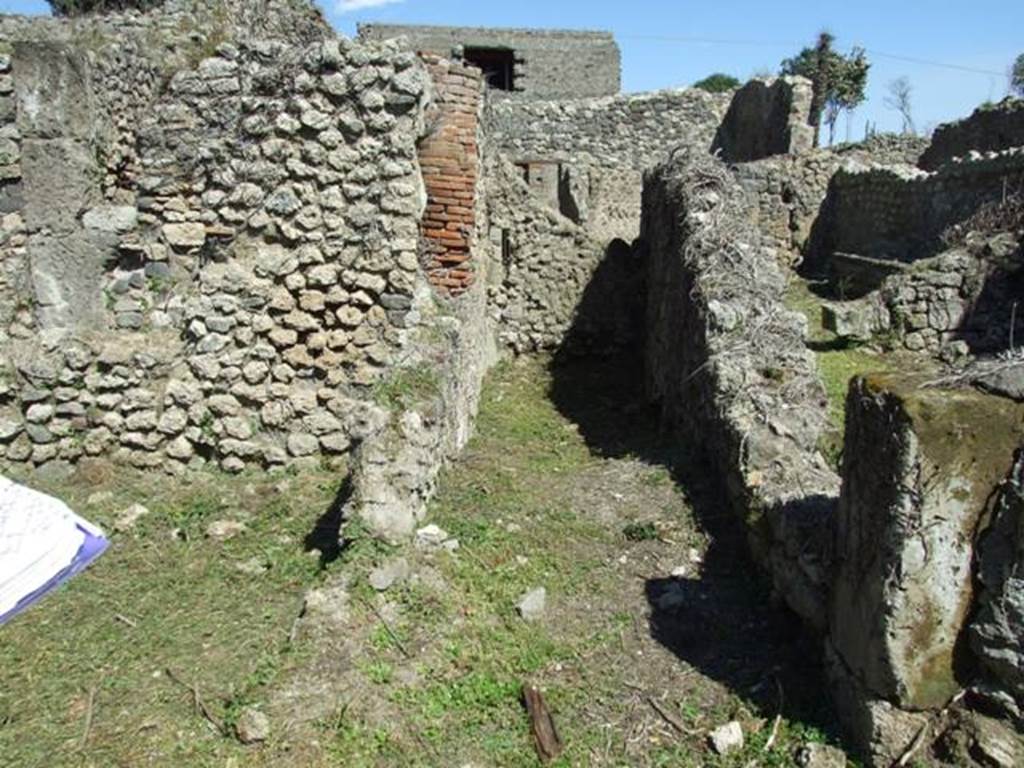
764, 676, 784, 752
165, 668, 227, 736
646, 696, 692, 736
356, 597, 411, 659
522, 684, 564, 764
764, 714, 782, 752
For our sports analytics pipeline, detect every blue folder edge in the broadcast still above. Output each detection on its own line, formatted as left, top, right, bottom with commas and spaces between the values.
0, 524, 109, 626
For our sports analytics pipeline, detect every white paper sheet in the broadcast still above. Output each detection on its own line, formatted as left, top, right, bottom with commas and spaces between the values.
0, 477, 96, 620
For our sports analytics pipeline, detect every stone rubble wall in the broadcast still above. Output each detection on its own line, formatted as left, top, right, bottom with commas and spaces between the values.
1, 1, 331, 229
358, 24, 620, 102
823, 231, 1022, 358
481, 74, 816, 356
481, 88, 729, 354
0, 19, 453, 473
810, 148, 1024, 267
0, 1, 329, 50
733, 151, 841, 260
920, 97, 1024, 171
642, 146, 1024, 767
641, 149, 840, 630
512, 159, 644, 243
2, 34, 165, 332
833, 133, 930, 168
712, 76, 814, 163
343, 276, 496, 542
486, 88, 731, 171
571, 164, 645, 245
722, 134, 928, 267
881, 235, 1022, 355
483, 156, 616, 353
417, 54, 483, 295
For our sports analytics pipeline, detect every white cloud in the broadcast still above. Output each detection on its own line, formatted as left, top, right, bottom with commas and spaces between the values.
336, 0, 405, 12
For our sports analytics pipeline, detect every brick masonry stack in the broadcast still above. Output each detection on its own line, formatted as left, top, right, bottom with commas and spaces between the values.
417, 55, 482, 295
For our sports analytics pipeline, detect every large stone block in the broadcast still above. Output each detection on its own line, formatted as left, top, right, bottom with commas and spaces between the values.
13, 42, 96, 141
970, 447, 1024, 701
821, 298, 890, 342
28, 229, 113, 330
20, 138, 101, 233
831, 375, 1024, 711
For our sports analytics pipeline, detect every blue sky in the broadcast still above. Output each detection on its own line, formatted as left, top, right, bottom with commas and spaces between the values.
2, 0, 1020, 139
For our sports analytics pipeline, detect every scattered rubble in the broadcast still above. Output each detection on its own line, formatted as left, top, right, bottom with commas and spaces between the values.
113, 502, 149, 532
205, 520, 247, 542
234, 707, 270, 744
708, 721, 744, 755
368, 557, 410, 592
516, 587, 547, 622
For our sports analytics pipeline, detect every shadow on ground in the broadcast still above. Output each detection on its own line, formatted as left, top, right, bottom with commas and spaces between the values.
548, 349, 841, 741
303, 474, 354, 568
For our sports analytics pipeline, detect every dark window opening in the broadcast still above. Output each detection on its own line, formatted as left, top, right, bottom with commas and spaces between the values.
463, 47, 515, 91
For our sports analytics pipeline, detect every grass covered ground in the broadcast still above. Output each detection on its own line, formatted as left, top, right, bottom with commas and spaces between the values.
783, 277, 902, 465
0, 461, 349, 767
1, 357, 850, 767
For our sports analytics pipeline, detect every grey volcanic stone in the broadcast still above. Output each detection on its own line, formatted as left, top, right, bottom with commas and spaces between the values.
82, 205, 138, 233
708, 722, 744, 755
287, 432, 318, 457
515, 587, 546, 622
235, 707, 270, 744
831, 377, 1023, 712
0, 418, 23, 441
971, 448, 1024, 701
162, 222, 206, 248
368, 557, 410, 592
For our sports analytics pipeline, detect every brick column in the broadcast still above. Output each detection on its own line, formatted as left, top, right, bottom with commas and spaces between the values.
417, 55, 482, 295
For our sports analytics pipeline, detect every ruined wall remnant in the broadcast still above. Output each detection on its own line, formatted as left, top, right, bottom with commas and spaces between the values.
641, 146, 1024, 767
733, 150, 841, 260
357, 24, 620, 101
487, 88, 730, 170
0, 3, 484, 475
834, 133, 930, 167
475, 70, 730, 356
642, 149, 839, 629
832, 377, 1024, 710
342, 278, 496, 542
920, 97, 1024, 171
10, 41, 109, 331
881, 235, 1022, 355
483, 156, 630, 354
0, 0, 502, 552
809, 149, 1024, 272
712, 76, 814, 163
481, 87, 729, 354
417, 54, 483, 295
825, 229, 1023, 358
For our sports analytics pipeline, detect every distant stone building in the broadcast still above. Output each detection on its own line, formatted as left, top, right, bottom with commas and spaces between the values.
356, 23, 621, 100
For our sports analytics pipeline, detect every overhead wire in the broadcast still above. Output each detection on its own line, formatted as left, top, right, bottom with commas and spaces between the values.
616, 34, 1007, 78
